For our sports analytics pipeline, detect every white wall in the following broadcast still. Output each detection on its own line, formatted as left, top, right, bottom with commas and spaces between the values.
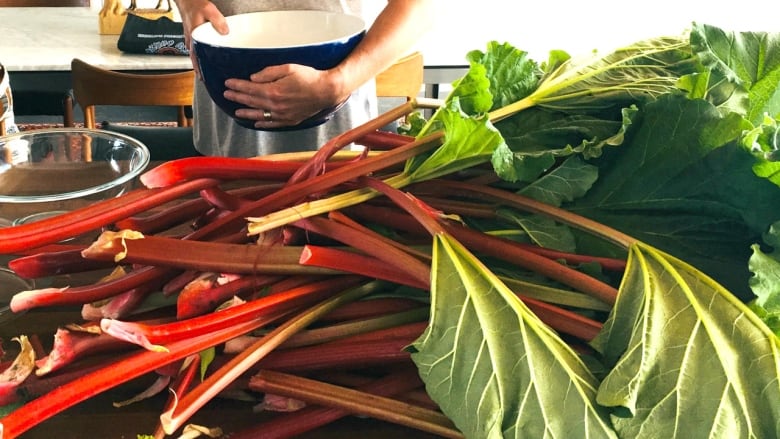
93, 0, 780, 66
405, 0, 780, 65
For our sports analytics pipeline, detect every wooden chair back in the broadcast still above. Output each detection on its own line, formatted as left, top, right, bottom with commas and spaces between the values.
70, 58, 195, 129
375, 51, 424, 101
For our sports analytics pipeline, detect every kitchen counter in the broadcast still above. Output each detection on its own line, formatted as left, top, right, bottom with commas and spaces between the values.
1, 7, 192, 73
0, 6, 468, 99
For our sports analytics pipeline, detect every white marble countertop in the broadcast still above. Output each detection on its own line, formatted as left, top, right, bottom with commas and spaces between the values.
0, 5, 469, 89
1, 7, 194, 72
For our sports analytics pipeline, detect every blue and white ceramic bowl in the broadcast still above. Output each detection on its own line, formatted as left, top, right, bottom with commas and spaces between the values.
191, 10, 366, 131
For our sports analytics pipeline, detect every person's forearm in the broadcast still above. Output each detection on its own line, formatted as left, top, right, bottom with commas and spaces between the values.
330, 0, 436, 100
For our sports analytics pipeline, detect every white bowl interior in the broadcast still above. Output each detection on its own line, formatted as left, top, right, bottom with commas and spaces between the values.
192, 10, 365, 49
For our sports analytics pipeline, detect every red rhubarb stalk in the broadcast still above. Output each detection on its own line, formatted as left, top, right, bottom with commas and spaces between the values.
139, 156, 346, 189
176, 273, 285, 320
100, 276, 365, 351
34, 327, 135, 376
421, 178, 635, 248
158, 280, 382, 434
292, 215, 430, 288
299, 245, 429, 290
198, 186, 251, 211
318, 296, 428, 322
0, 178, 220, 254
81, 231, 339, 276
279, 307, 429, 349
153, 355, 201, 439
254, 335, 416, 373
174, 132, 444, 244
113, 196, 213, 234
443, 221, 619, 305
8, 247, 114, 279
9, 265, 177, 313
347, 201, 626, 271
354, 129, 416, 151
247, 369, 462, 438
287, 101, 419, 184
0, 316, 266, 439
232, 366, 426, 439
327, 209, 432, 261
80, 280, 170, 320
520, 295, 603, 341
360, 177, 619, 305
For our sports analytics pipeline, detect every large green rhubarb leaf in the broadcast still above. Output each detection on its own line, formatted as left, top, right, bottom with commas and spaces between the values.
409, 233, 616, 438
592, 241, 780, 438
691, 22, 780, 124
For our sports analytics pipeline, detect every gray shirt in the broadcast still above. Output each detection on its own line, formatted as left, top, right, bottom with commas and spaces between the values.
193, 0, 377, 157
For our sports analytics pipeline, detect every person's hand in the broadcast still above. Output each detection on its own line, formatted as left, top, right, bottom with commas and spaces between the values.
174, 0, 228, 77
224, 64, 348, 129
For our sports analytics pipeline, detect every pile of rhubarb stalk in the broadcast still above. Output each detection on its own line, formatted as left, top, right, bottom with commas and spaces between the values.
0, 93, 617, 438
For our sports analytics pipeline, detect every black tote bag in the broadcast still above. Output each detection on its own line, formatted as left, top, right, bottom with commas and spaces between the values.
117, 1, 189, 55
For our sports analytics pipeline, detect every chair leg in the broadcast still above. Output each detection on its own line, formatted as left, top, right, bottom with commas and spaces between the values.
63, 92, 75, 127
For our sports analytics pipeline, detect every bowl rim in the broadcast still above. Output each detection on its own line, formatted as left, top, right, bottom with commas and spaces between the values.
191, 9, 366, 50
0, 127, 151, 204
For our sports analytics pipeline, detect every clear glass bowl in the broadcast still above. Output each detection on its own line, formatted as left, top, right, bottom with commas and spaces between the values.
0, 128, 150, 224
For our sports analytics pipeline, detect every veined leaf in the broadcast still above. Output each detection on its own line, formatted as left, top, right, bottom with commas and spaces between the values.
496, 211, 576, 253
750, 220, 780, 313
405, 102, 506, 182
592, 242, 780, 438
691, 22, 780, 124
572, 93, 771, 299
410, 233, 616, 438
465, 41, 542, 111
492, 156, 598, 252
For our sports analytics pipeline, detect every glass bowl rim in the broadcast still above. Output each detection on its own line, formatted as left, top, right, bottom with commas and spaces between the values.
0, 127, 150, 204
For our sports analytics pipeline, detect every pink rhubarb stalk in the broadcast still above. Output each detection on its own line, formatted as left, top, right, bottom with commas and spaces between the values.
100, 276, 364, 351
